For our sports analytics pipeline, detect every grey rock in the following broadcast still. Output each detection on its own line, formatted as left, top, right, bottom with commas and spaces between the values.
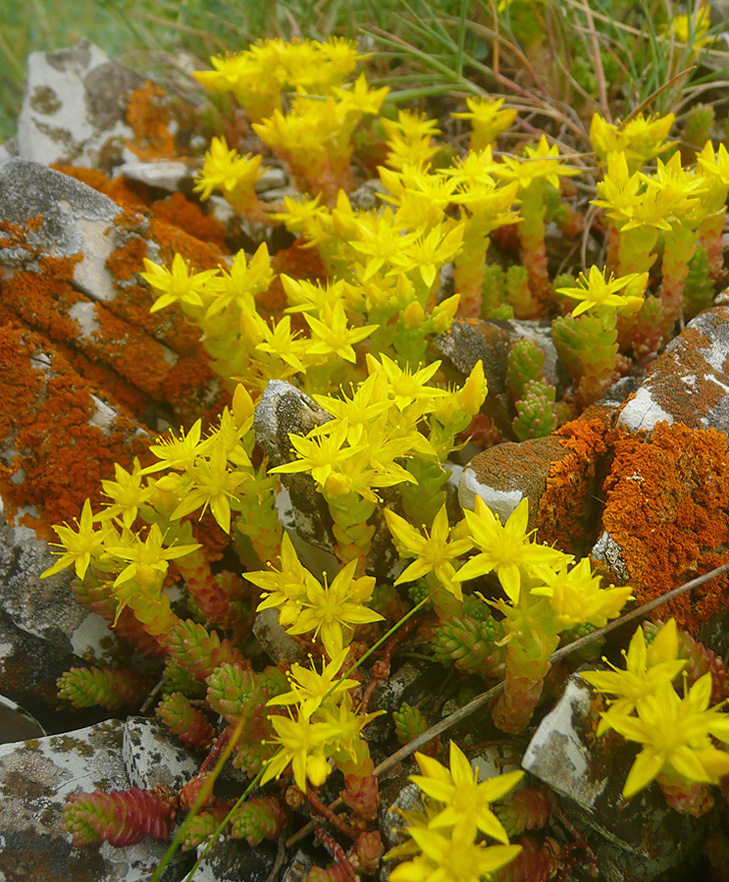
522, 676, 607, 808
591, 530, 631, 582
0, 136, 18, 167
123, 716, 199, 791
0, 693, 45, 744
254, 167, 287, 193
280, 848, 313, 882
194, 835, 278, 882
252, 608, 306, 664
618, 306, 729, 436
434, 319, 513, 435
0, 517, 107, 658
366, 662, 426, 743
0, 719, 186, 882
254, 380, 334, 554
0, 157, 130, 302
347, 179, 387, 211
17, 40, 144, 172
116, 160, 191, 192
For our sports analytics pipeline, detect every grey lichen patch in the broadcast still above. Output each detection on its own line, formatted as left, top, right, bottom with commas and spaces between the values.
30, 86, 61, 116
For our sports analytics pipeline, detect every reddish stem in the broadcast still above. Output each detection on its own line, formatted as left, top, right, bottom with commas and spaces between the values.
306, 789, 359, 841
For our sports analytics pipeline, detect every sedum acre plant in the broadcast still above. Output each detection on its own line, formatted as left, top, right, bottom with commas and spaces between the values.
35, 30, 729, 882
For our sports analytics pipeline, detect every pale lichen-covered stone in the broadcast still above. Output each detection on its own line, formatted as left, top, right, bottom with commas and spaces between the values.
122, 716, 199, 791
0, 720, 186, 882
458, 435, 569, 525
618, 306, 729, 436
0, 157, 125, 301
17, 40, 144, 172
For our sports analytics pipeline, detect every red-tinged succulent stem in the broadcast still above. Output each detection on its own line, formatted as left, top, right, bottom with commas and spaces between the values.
492, 629, 560, 733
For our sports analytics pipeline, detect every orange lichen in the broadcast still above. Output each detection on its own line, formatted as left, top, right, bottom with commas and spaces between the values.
150, 193, 227, 249
537, 416, 611, 554
126, 81, 176, 160
600, 422, 729, 633
51, 163, 153, 209
107, 236, 148, 283
0, 324, 150, 535
147, 215, 227, 270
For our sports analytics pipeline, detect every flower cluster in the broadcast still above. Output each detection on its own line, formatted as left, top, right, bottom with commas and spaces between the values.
40, 29, 729, 879
262, 647, 382, 794
386, 741, 523, 882
582, 620, 729, 813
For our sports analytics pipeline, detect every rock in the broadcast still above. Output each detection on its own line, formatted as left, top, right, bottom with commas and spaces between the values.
366, 661, 429, 744
591, 421, 729, 633
252, 608, 306, 664
0, 159, 222, 425
123, 716, 199, 791
433, 320, 513, 435
0, 157, 127, 301
523, 673, 711, 882
194, 835, 278, 882
0, 136, 18, 167
280, 848, 313, 882
16, 40, 144, 172
347, 179, 388, 211
116, 160, 191, 193
0, 719, 188, 882
254, 380, 334, 554
0, 693, 45, 744
254, 167, 288, 194
459, 434, 567, 524
522, 675, 608, 809
0, 609, 103, 734
617, 306, 729, 436
459, 415, 611, 555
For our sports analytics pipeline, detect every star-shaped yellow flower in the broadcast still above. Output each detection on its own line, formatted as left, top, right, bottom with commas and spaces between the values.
385, 504, 473, 600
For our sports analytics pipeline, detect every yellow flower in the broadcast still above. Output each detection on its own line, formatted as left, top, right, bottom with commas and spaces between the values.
266, 647, 358, 718
260, 712, 337, 793
141, 419, 208, 475
556, 266, 648, 317
332, 73, 389, 118
529, 557, 632, 628
590, 112, 675, 170
286, 558, 384, 657
251, 532, 320, 628
606, 674, 729, 799
304, 302, 379, 363
42, 499, 111, 582
255, 314, 312, 373
270, 422, 365, 488
451, 96, 517, 148
662, 7, 712, 49
389, 825, 521, 882
366, 353, 450, 412
409, 741, 523, 841
386, 223, 465, 290
140, 254, 219, 314
456, 498, 565, 603
313, 373, 391, 445
170, 442, 251, 533
101, 458, 153, 528
581, 619, 688, 735
193, 136, 266, 202
384, 504, 473, 600
496, 135, 578, 190
205, 243, 273, 319
105, 522, 198, 614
